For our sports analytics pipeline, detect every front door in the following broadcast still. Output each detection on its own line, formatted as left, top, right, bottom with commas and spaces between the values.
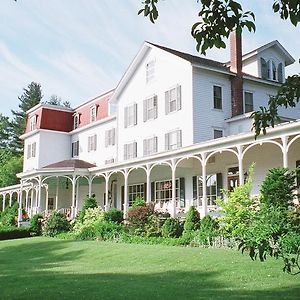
227, 166, 240, 192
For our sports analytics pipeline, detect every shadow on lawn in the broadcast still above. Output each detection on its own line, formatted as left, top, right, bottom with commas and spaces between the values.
0, 239, 299, 300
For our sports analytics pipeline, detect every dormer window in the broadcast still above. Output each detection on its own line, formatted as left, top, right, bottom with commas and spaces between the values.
73, 113, 79, 129
90, 105, 97, 122
29, 115, 37, 131
261, 58, 283, 83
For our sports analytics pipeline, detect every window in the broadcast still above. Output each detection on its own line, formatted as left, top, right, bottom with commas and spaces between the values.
27, 142, 36, 159
73, 114, 79, 129
29, 115, 37, 131
128, 183, 145, 206
88, 134, 97, 152
213, 129, 223, 139
143, 96, 158, 121
165, 85, 181, 114
146, 60, 155, 83
105, 158, 115, 165
244, 92, 254, 113
105, 128, 115, 147
155, 179, 180, 203
72, 141, 79, 157
143, 136, 158, 156
213, 85, 222, 109
48, 198, 54, 210
165, 130, 182, 150
90, 106, 97, 122
124, 142, 137, 160
124, 104, 137, 128
272, 61, 277, 80
197, 174, 222, 206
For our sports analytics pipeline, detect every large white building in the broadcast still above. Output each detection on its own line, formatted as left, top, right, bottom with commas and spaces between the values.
1, 33, 300, 221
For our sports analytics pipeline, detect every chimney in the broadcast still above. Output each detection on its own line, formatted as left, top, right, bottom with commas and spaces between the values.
230, 30, 244, 117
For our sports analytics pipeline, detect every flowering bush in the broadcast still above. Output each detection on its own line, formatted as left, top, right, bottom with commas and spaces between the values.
42, 212, 70, 237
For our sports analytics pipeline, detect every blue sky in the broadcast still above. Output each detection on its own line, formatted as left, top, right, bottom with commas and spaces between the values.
1, 0, 299, 117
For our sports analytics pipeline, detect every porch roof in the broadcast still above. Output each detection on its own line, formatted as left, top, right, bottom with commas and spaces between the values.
43, 159, 96, 169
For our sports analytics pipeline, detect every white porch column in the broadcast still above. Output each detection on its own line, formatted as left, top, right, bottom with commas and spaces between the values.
9, 193, 13, 207
281, 136, 288, 168
171, 159, 177, 218
201, 153, 208, 216
30, 188, 34, 216
55, 177, 59, 210
45, 185, 49, 214
25, 190, 29, 213
237, 145, 244, 185
105, 173, 109, 211
146, 164, 151, 203
18, 182, 24, 223
37, 176, 42, 212
88, 176, 92, 198
71, 176, 76, 219
123, 169, 129, 217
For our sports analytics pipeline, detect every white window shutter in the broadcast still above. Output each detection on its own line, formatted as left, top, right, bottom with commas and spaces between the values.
177, 130, 182, 148
124, 144, 127, 160
112, 128, 115, 145
124, 107, 128, 128
143, 99, 147, 122
154, 96, 158, 119
27, 144, 31, 159
134, 103, 137, 125
32, 142, 36, 157
165, 133, 170, 150
177, 85, 182, 110
154, 136, 158, 152
88, 136, 91, 152
165, 90, 170, 115
94, 134, 97, 151
134, 142, 137, 158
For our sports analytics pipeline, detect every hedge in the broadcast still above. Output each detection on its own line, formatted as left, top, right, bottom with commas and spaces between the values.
0, 226, 32, 240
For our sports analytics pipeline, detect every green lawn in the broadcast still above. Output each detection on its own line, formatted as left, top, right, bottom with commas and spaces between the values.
0, 237, 299, 299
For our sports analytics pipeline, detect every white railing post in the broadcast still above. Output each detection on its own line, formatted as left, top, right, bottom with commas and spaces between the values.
237, 145, 244, 185
281, 136, 288, 168
171, 159, 177, 218
146, 164, 151, 203
201, 153, 208, 216
123, 169, 129, 218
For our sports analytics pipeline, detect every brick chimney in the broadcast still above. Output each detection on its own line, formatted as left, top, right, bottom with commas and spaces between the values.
230, 30, 244, 117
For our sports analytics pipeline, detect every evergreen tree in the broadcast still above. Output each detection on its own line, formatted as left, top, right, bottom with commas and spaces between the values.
45, 95, 71, 108
11, 82, 43, 154
0, 113, 13, 150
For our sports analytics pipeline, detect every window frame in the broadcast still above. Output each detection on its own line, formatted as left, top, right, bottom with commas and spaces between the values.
124, 103, 137, 128
244, 91, 254, 113
143, 136, 158, 156
143, 95, 158, 122
88, 134, 97, 152
90, 105, 97, 122
213, 85, 222, 110
124, 141, 137, 160
128, 183, 145, 206
165, 129, 182, 151
73, 114, 80, 130
155, 179, 180, 203
29, 115, 37, 131
105, 128, 115, 147
146, 60, 155, 83
165, 85, 181, 115
213, 129, 223, 139
72, 140, 79, 157
197, 174, 218, 206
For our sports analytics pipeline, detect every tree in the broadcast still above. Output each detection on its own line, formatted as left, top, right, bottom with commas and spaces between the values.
44, 95, 71, 108
10, 82, 43, 154
139, 0, 300, 136
0, 150, 23, 188
0, 113, 13, 150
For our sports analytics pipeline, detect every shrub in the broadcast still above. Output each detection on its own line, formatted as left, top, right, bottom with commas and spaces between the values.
127, 203, 154, 234
94, 222, 124, 240
0, 226, 31, 240
144, 214, 163, 237
197, 215, 219, 246
42, 212, 70, 237
132, 196, 146, 208
30, 214, 43, 235
104, 208, 123, 224
260, 168, 298, 209
72, 207, 104, 236
0, 202, 18, 227
183, 206, 200, 234
78, 196, 98, 221
161, 218, 183, 238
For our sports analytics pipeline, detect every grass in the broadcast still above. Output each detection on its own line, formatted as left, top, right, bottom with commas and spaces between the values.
0, 237, 299, 299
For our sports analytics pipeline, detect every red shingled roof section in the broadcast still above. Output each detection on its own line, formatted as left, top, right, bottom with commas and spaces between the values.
43, 159, 96, 169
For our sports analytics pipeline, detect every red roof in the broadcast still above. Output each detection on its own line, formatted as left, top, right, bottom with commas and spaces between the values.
43, 159, 96, 169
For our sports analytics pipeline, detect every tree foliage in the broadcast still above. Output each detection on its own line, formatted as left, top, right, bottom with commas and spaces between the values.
139, 1, 300, 136
0, 114, 13, 150
44, 95, 71, 108
11, 82, 43, 154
